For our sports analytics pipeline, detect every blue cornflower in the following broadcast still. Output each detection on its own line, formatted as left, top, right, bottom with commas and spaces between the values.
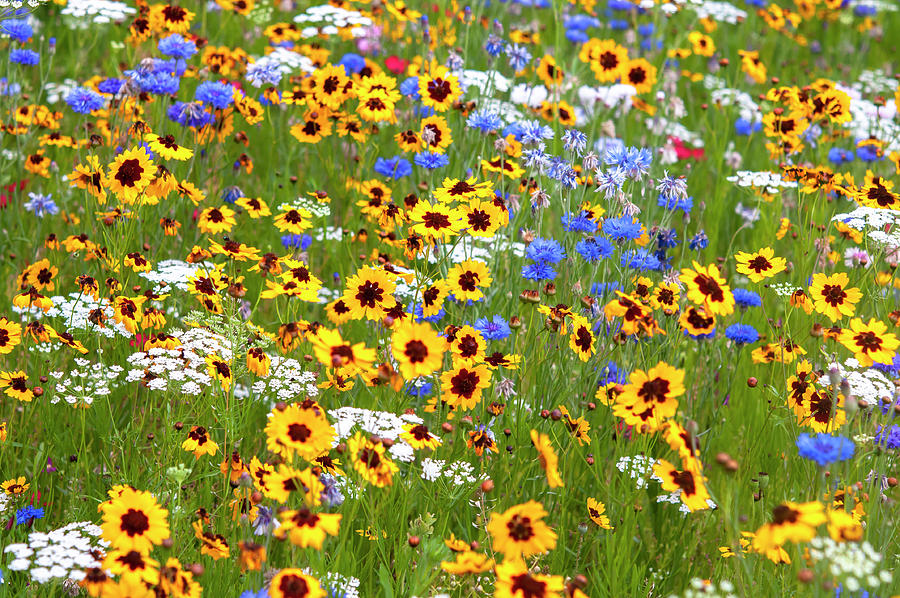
168, 101, 214, 128
733, 288, 762, 308
238, 589, 269, 598
131, 69, 180, 95
873, 353, 900, 378
725, 324, 759, 345
10, 48, 39, 65
414, 152, 449, 169
281, 234, 312, 250
195, 81, 234, 109
546, 156, 571, 181
657, 194, 694, 213
15, 505, 44, 526
502, 122, 525, 140
622, 147, 653, 179
637, 23, 655, 36
518, 120, 554, 145
655, 228, 679, 250
2, 19, 33, 43
467, 109, 503, 133
251, 506, 276, 536
97, 78, 124, 95
337, 52, 365, 74
521, 147, 550, 171
594, 167, 626, 199
158, 33, 197, 59
408, 301, 445, 324
405, 379, 433, 397
374, 156, 412, 179
245, 59, 283, 87
797, 433, 855, 467
735, 118, 761, 135
853, 3, 876, 16
562, 129, 588, 156
590, 281, 621, 297
828, 147, 855, 165
562, 211, 598, 233
688, 231, 709, 251
522, 262, 558, 281
609, 19, 629, 30
576, 237, 614, 262
857, 142, 882, 162
65, 87, 105, 113
399, 76, 420, 98
474, 315, 511, 341
221, 186, 244, 204
602, 215, 642, 241
564, 14, 600, 30
24, 193, 59, 218
874, 425, 900, 449
525, 237, 566, 264
505, 43, 532, 70
656, 173, 688, 201
484, 34, 504, 57
319, 473, 344, 507
620, 249, 660, 271
1, 77, 21, 96
598, 361, 628, 386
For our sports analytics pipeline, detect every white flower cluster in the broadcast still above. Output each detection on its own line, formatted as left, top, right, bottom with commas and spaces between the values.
708, 85, 760, 123
0, 0, 47, 6
509, 83, 549, 108
420, 458, 482, 485
5, 521, 107, 585
60, 0, 136, 23
726, 170, 798, 194
292, 4, 372, 38
317, 571, 361, 598
11, 292, 131, 338
616, 455, 656, 489
279, 196, 332, 218
831, 358, 895, 405
655, 490, 717, 514
832, 207, 900, 249
139, 259, 207, 293
646, 116, 704, 148
768, 282, 802, 297
668, 578, 737, 598
426, 234, 526, 266
459, 70, 511, 96
262, 47, 316, 75
330, 407, 424, 463
250, 355, 319, 403
685, 0, 747, 24
312, 226, 345, 243
125, 327, 231, 395
42, 79, 81, 104
853, 69, 898, 95
579, 84, 637, 114
807, 537, 893, 593
48, 357, 123, 407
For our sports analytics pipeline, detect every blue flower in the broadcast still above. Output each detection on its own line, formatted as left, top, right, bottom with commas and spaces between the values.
484, 34, 505, 57
505, 43, 532, 70
158, 33, 197, 59
251, 506, 276, 536
399, 76, 420, 98
245, 59, 283, 87
828, 147, 855, 165
65, 87, 105, 113
15, 505, 44, 525
319, 473, 344, 507
655, 228, 679, 250
602, 215, 642, 241
281, 234, 312, 250
474, 315, 511, 341
168, 101, 214, 128
374, 156, 412, 179
797, 433, 855, 467
24, 193, 59, 218
620, 249, 660, 271
733, 288, 762, 308
414, 152, 449, 170
337, 52, 366, 74
518, 120, 554, 145
10, 48, 39, 65
857, 143, 882, 162
407, 301, 445, 323
874, 425, 900, 449
590, 281, 621, 297
735, 118, 762, 135
575, 237, 614, 262
522, 262, 557, 281
405, 379, 433, 396
195, 81, 234, 109
97, 78, 124, 94
467, 109, 503, 133
872, 353, 900, 378
238, 589, 269, 598
1, 19, 33, 43
525, 237, 566, 264
657, 194, 694, 213
688, 231, 709, 251
725, 324, 759, 345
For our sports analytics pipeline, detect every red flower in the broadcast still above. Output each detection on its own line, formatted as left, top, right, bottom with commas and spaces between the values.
671, 137, 704, 161
385, 55, 408, 74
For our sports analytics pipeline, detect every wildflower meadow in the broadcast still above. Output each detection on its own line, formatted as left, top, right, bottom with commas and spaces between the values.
1, 0, 899, 595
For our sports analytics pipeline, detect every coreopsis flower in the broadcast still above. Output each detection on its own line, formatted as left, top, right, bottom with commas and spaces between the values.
448, 325, 487, 366
440, 364, 492, 410
581, 39, 629, 83
264, 401, 335, 461
310, 328, 376, 376
837, 317, 899, 367
494, 558, 565, 598
236, 196, 271, 218
418, 63, 461, 112
734, 247, 787, 282
530, 430, 564, 488
568, 315, 596, 362
112, 296, 146, 334
238, 541, 266, 572
409, 201, 465, 242
0, 371, 31, 402
800, 390, 846, 433
446, 260, 492, 303
738, 50, 767, 84
623, 58, 657, 94
653, 459, 713, 512
192, 519, 230, 560
487, 500, 557, 559
419, 114, 453, 153
106, 147, 154, 203
206, 355, 233, 391
808, 272, 862, 322
246, 347, 270, 377
400, 423, 441, 451
347, 432, 398, 488
182, 426, 219, 458
268, 569, 326, 598
680, 261, 735, 316
290, 110, 333, 144
102, 549, 160, 585
99, 487, 170, 553
265, 465, 322, 504
615, 361, 685, 426
274, 508, 341, 549
197, 205, 237, 235
391, 321, 447, 379
273, 207, 313, 234
753, 501, 826, 552
341, 266, 397, 320
441, 551, 494, 574
587, 497, 613, 529
67, 155, 107, 203
145, 133, 193, 161
2, 476, 30, 495
20, 258, 58, 291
